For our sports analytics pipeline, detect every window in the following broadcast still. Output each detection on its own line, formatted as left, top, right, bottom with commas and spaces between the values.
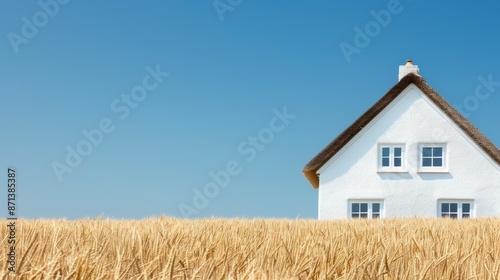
419, 144, 447, 171
422, 147, 442, 167
439, 201, 473, 219
350, 201, 383, 219
378, 145, 405, 171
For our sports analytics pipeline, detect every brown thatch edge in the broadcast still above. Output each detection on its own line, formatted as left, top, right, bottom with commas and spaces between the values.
302, 72, 500, 189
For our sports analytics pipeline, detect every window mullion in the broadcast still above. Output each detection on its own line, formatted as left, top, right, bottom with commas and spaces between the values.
390, 147, 394, 168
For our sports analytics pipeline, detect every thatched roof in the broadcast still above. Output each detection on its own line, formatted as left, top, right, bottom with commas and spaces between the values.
302, 72, 500, 189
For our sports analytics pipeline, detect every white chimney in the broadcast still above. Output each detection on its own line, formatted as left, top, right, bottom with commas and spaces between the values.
398, 59, 419, 81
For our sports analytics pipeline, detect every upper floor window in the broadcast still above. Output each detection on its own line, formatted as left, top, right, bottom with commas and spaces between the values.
419, 144, 447, 172
378, 145, 405, 171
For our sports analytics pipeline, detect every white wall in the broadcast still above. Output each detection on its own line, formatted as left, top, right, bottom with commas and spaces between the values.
317, 85, 500, 219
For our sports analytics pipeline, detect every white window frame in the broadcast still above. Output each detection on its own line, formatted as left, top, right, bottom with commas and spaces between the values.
418, 143, 448, 172
438, 200, 473, 219
349, 200, 384, 219
378, 144, 406, 172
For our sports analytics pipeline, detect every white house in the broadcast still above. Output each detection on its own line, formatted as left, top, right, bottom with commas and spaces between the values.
303, 60, 500, 220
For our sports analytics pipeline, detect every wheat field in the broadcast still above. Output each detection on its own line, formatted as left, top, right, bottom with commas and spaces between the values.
1, 218, 500, 279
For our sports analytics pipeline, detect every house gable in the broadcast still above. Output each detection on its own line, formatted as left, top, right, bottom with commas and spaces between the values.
303, 73, 500, 189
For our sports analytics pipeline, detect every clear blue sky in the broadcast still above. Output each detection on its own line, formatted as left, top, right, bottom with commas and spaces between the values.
1, 1, 499, 219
